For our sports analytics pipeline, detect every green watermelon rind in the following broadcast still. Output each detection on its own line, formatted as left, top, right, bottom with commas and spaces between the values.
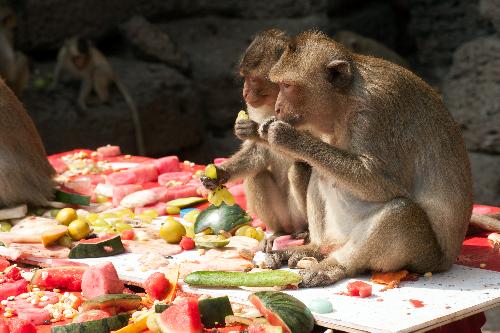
82, 294, 142, 312
68, 235, 125, 259
51, 312, 130, 333
198, 296, 234, 328
193, 202, 252, 234
249, 291, 315, 333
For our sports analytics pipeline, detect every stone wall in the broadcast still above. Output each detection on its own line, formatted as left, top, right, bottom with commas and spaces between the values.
7, 0, 500, 205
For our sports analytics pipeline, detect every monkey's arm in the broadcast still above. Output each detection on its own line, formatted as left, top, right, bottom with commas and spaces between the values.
51, 47, 67, 88
201, 141, 270, 190
263, 120, 408, 202
77, 74, 92, 110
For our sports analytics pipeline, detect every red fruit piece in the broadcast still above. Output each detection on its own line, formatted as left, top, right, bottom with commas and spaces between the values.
158, 297, 202, 333
0, 319, 9, 333
179, 237, 195, 250
7, 318, 36, 333
0, 259, 11, 272
144, 272, 170, 301
4, 266, 22, 281
81, 262, 124, 299
347, 281, 372, 298
120, 230, 135, 240
0, 279, 29, 300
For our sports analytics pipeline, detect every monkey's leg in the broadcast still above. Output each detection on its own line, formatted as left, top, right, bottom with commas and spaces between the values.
94, 73, 110, 104
77, 76, 93, 110
300, 198, 443, 287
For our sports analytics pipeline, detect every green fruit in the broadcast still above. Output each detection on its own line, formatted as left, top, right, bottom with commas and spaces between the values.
82, 294, 142, 313
68, 219, 91, 240
194, 203, 251, 234
166, 197, 207, 208
198, 296, 233, 328
57, 234, 73, 248
159, 218, 186, 244
0, 221, 12, 232
194, 235, 229, 248
56, 208, 78, 226
184, 270, 302, 288
68, 235, 125, 259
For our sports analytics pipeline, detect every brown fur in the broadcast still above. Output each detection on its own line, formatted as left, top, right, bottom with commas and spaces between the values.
333, 30, 410, 69
0, 78, 55, 207
262, 31, 472, 287
201, 29, 310, 250
0, 4, 29, 97
52, 37, 145, 155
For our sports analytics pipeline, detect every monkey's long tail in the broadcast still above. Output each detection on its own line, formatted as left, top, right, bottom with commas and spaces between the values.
115, 80, 146, 156
470, 213, 500, 233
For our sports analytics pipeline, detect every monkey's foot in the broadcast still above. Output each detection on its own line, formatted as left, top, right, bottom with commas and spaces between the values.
264, 250, 288, 269
291, 230, 309, 243
287, 246, 325, 268
235, 119, 259, 141
299, 263, 347, 288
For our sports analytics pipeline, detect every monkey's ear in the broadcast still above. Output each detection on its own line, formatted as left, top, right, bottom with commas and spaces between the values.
326, 60, 352, 88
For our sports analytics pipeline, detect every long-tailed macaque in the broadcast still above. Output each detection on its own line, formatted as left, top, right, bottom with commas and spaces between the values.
333, 30, 410, 69
0, 3, 29, 97
201, 29, 310, 251
262, 31, 473, 287
52, 37, 145, 155
0, 78, 55, 207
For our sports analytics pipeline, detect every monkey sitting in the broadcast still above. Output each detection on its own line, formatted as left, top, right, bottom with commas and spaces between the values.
333, 30, 410, 69
262, 31, 472, 287
0, 78, 55, 208
51, 37, 145, 155
201, 29, 310, 251
0, 3, 29, 97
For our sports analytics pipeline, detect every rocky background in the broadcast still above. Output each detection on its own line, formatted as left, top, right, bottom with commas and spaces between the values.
6, 0, 500, 206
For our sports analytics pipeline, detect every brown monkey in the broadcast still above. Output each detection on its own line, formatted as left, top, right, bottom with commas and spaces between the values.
51, 37, 145, 155
0, 3, 29, 96
333, 30, 410, 69
201, 29, 310, 251
261, 31, 472, 287
0, 78, 55, 207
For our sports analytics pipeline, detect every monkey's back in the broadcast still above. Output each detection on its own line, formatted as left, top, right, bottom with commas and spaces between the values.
354, 56, 473, 269
0, 79, 55, 207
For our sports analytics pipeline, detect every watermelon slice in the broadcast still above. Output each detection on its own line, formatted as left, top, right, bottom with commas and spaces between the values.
31, 266, 86, 291
0, 279, 28, 300
17, 308, 51, 325
166, 185, 199, 201
153, 156, 181, 174
113, 184, 142, 207
97, 145, 121, 157
346, 281, 372, 298
158, 172, 194, 186
157, 297, 202, 333
73, 310, 111, 323
107, 164, 158, 186
81, 262, 124, 299
7, 317, 36, 333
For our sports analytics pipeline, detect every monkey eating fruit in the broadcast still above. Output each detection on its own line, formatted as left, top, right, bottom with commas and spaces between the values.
201, 29, 311, 251
52, 37, 145, 155
262, 31, 472, 287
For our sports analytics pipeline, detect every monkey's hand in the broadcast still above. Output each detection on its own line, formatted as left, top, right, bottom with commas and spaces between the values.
299, 259, 348, 287
266, 120, 299, 147
200, 166, 230, 191
257, 116, 277, 141
234, 119, 259, 141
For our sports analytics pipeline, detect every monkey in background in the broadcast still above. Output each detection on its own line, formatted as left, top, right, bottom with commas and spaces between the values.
0, 3, 29, 97
334, 30, 410, 69
51, 37, 146, 156
261, 31, 472, 287
201, 29, 310, 251
0, 78, 55, 207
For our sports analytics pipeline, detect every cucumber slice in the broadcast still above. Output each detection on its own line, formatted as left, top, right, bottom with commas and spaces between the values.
166, 197, 207, 208
55, 190, 91, 206
184, 270, 302, 288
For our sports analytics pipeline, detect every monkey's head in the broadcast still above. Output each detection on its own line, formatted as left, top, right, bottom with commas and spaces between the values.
269, 30, 354, 134
239, 29, 289, 121
67, 37, 91, 70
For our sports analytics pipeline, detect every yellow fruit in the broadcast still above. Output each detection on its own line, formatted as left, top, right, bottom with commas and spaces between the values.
137, 214, 153, 224
55, 208, 78, 226
115, 209, 134, 218
159, 218, 186, 244
142, 209, 159, 219
236, 110, 250, 122
41, 225, 68, 247
95, 194, 109, 203
220, 187, 235, 206
0, 221, 12, 232
255, 228, 265, 241
235, 225, 252, 236
166, 206, 181, 215
205, 164, 217, 179
68, 219, 91, 240
185, 225, 195, 238
86, 213, 99, 223
57, 234, 73, 248
183, 209, 200, 224
208, 189, 223, 206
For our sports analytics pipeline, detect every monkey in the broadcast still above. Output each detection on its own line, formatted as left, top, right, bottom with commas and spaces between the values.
0, 3, 30, 97
201, 29, 311, 251
0, 78, 56, 208
51, 37, 146, 156
260, 31, 472, 287
333, 30, 410, 69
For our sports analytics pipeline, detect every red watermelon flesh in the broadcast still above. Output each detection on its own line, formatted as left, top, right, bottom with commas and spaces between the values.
112, 184, 142, 206
166, 185, 199, 200
0, 258, 10, 272
150, 187, 170, 202
158, 297, 202, 333
154, 156, 181, 174
97, 145, 121, 157
0, 319, 8, 333
107, 164, 158, 186
81, 262, 124, 299
158, 172, 194, 186
7, 318, 36, 333
213, 158, 228, 165
135, 202, 167, 216
17, 308, 51, 326
32, 266, 86, 291
0, 279, 28, 300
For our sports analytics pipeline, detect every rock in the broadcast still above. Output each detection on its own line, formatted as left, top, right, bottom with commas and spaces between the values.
442, 36, 500, 154
408, 0, 494, 83
23, 60, 203, 157
120, 16, 189, 72
469, 152, 500, 206
480, 0, 500, 33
